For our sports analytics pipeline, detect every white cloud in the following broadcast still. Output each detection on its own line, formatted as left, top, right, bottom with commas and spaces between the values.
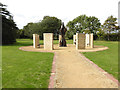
1, 0, 119, 29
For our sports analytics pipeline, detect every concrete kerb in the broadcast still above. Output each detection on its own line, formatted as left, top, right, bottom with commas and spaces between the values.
19, 46, 56, 88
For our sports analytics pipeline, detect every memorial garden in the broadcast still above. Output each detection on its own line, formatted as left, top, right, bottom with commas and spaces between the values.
1, 1, 119, 89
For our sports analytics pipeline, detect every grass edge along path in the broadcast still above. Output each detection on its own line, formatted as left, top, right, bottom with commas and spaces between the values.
2, 39, 54, 88
2, 39, 118, 88
82, 41, 118, 81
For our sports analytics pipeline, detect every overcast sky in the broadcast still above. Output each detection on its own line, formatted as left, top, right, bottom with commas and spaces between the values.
1, 0, 120, 29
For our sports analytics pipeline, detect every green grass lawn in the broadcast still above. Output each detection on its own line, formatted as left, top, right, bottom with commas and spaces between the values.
2, 39, 73, 88
82, 41, 118, 80
2, 39, 54, 88
2, 39, 118, 88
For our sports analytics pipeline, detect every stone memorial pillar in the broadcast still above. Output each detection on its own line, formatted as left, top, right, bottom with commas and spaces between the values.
85, 34, 90, 47
37, 34, 39, 46
90, 33, 93, 48
33, 34, 39, 48
76, 33, 85, 50
73, 35, 76, 45
44, 33, 53, 50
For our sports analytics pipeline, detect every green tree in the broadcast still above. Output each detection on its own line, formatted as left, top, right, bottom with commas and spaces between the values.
103, 15, 117, 40
23, 16, 62, 39
96, 28, 105, 40
86, 16, 101, 34
66, 15, 101, 39
40, 16, 61, 39
1, 3, 18, 44
17, 29, 28, 38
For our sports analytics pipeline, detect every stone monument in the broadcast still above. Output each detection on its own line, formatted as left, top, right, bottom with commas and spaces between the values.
85, 33, 93, 48
44, 33, 53, 50
90, 33, 93, 48
74, 33, 93, 49
33, 34, 39, 48
85, 34, 90, 47
59, 22, 67, 47
76, 33, 85, 49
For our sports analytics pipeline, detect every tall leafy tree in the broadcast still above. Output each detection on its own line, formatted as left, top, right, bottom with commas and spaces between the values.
86, 16, 101, 34
66, 15, 101, 39
23, 16, 62, 39
103, 15, 117, 40
1, 3, 18, 44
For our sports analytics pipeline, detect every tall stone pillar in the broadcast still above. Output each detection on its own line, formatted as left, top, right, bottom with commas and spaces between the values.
73, 35, 76, 45
33, 34, 39, 48
76, 33, 85, 50
90, 33, 93, 48
44, 33, 53, 50
85, 34, 90, 47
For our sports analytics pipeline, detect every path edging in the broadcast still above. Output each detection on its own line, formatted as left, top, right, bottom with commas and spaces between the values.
80, 53, 120, 86
19, 46, 56, 88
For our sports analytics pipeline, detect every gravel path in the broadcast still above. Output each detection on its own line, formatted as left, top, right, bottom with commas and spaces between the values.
19, 44, 118, 88
54, 45, 117, 88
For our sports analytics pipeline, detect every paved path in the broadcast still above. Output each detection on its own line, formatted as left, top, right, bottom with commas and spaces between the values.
19, 44, 118, 88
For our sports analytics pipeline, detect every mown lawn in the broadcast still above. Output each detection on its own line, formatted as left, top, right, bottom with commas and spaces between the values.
82, 41, 118, 80
2, 39, 73, 88
2, 39, 54, 88
2, 39, 118, 88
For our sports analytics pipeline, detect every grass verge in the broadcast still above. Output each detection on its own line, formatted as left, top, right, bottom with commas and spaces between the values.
82, 41, 118, 80
2, 39, 54, 88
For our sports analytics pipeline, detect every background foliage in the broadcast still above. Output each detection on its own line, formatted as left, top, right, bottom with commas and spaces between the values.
1, 3, 18, 44
19, 16, 62, 39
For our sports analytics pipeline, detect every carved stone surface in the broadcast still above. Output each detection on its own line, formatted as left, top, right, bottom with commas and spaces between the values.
59, 23, 67, 47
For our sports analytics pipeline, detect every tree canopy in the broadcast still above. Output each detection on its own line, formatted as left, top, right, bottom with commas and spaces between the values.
23, 16, 62, 39
102, 15, 118, 40
1, 3, 18, 44
66, 15, 101, 39
103, 15, 117, 33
